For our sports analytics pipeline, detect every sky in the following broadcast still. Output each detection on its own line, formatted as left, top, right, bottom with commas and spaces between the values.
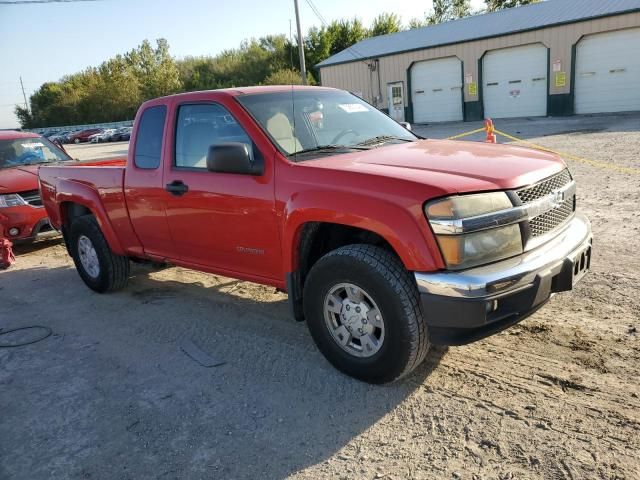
0, 0, 485, 128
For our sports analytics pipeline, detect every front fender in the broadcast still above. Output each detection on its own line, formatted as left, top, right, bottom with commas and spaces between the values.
282, 188, 444, 273
54, 180, 126, 255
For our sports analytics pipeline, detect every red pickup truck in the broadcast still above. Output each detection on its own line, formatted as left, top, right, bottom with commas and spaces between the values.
39, 86, 592, 383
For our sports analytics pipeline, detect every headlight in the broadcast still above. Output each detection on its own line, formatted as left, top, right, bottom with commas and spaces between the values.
425, 192, 523, 270
0, 194, 27, 208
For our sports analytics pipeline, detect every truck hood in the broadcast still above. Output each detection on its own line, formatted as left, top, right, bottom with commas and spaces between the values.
0, 165, 39, 193
302, 139, 566, 193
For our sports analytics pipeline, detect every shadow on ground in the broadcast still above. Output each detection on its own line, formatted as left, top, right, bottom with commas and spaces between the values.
1, 264, 447, 479
10, 236, 62, 256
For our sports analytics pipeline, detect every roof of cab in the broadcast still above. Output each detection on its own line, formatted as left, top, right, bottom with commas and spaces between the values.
0, 130, 40, 141
225, 85, 337, 95
151, 85, 337, 102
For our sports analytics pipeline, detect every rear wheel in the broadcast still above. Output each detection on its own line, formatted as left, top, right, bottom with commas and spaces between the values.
303, 244, 429, 383
69, 216, 130, 292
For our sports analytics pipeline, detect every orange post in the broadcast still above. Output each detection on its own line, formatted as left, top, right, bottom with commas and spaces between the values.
484, 118, 497, 144
0, 237, 15, 270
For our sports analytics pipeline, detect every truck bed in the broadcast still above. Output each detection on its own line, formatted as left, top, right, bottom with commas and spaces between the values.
38, 160, 131, 249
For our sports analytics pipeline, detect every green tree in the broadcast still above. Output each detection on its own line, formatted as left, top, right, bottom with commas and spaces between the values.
328, 18, 369, 54
20, 10, 445, 128
370, 13, 402, 36
263, 68, 315, 85
407, 17, 428, 29
14, 105, 33, 129
304, 25, 335, 74
178, 56, 221, 91
125, 39, 182, 100
16, 38, 182, 128
304, 18, 369, 81
485, 0, 540, 11
427, 0, 472, 24
177, 34, 298, 91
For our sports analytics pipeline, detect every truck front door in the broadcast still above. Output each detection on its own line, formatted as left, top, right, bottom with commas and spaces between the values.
162, 100, 282, 282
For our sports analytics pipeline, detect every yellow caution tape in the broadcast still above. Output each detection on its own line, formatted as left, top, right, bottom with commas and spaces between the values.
445, 127, 485, 140
494, 129, 640, 175
445, 125, 638, 174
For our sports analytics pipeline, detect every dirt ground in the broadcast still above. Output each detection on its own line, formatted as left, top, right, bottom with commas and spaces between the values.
1, 114, 639, 479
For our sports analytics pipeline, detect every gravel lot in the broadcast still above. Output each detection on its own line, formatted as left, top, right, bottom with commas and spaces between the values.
1, 114, 639, 479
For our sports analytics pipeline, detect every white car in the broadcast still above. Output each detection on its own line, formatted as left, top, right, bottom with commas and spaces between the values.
89, 129, 117, 143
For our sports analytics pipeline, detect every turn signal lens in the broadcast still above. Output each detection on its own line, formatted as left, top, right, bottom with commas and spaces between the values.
426, 192, 512, 219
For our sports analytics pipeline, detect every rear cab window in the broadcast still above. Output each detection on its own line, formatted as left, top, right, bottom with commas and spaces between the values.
134, 105, 167, 169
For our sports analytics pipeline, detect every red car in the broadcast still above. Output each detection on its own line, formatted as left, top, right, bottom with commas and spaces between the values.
68, 128, 102, 144
0, 130, 72, 242
40, 86, 592, 383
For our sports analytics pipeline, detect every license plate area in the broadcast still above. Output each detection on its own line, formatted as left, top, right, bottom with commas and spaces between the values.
571, 244, 592, 285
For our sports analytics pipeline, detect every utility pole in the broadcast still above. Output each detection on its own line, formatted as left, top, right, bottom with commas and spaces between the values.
293, 0, 307, 85
19, 76, 29, 112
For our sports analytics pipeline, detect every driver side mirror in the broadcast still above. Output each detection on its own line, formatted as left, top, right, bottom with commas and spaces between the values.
399, 122, 412, 131
206, 142, 264, 176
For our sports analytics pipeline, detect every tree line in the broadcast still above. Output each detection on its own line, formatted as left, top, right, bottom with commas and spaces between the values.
16, 0, 539, 128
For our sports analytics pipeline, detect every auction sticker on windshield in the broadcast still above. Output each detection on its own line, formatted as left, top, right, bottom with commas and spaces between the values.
338, 103, 369, 113
21, 142, 45, 148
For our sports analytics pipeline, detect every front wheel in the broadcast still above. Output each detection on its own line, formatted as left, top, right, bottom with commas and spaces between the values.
303, 244, 429, 383
69, 216, 130, 292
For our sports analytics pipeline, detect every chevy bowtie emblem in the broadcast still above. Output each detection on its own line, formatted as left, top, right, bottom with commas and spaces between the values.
550, 189, 565, 208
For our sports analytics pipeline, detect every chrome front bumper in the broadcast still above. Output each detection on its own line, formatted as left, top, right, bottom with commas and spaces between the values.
415, 213, 592, 345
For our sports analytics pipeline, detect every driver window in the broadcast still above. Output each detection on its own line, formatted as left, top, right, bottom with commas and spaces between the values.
175, 103, 252, 169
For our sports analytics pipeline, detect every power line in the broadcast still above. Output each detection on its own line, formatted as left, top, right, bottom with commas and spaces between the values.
305, 0, 328, 26
303, 0, 373, 65
0, 0, 102, 4
303, 0, 382, 105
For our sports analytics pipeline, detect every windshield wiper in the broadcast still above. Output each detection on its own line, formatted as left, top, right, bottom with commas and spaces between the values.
290, 144, 370, 156
355, 135, 415, 147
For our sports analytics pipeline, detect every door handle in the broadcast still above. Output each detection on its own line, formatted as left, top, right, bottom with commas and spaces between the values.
166, 180, 189, 196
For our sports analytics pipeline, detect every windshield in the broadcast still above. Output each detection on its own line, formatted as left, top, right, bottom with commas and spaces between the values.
237, 89, 416, 159
0, 136, 71, 169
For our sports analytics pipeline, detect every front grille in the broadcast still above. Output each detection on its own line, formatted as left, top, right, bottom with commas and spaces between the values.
516, 169, 572, 204
515, 170, 576, 239
18, 189, 43, 207
529, 196, 575, 237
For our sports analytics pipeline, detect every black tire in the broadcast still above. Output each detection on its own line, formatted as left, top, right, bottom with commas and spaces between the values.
69, 216, 130, 293
303, 244, 429, 383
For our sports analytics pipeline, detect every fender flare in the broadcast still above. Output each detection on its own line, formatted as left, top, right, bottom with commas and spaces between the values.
55, 180, 126, 255
282, 189, 443, 274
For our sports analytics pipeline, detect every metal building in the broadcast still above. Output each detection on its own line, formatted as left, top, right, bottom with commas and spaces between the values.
316, 0, 640, 123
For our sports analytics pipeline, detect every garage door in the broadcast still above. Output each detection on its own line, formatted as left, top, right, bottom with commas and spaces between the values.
411, 57, 463, 123
483, 44, 548, 119
575, 28, 640, 115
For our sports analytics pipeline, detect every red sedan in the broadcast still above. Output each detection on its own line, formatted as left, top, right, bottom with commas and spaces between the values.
67, 128, 101, 144
0, 130, 71, 242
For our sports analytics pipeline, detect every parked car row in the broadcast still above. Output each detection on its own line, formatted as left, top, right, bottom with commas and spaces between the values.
44, 126, 132, 144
